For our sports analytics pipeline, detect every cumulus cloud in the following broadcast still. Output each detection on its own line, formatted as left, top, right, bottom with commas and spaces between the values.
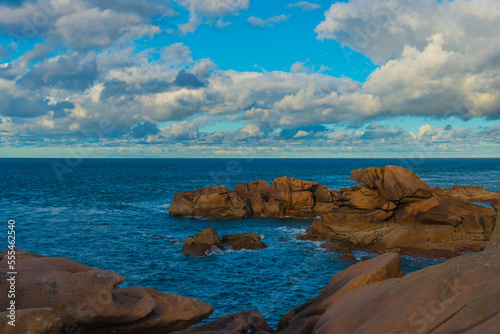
0, 0, 499, 156
290, 60, 310, 73
248, 14, 290, 28
314, 0, 500, 120
54, 7, 160, 50
287, 1, 320, 11
175, 0, 249, 34
315, 0, 500, 64
0, 0, 167, 47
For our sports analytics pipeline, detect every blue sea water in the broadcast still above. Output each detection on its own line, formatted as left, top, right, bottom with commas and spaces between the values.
1, 158, 499, 328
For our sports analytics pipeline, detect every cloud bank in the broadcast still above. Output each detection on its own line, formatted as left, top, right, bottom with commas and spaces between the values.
0, 0, 499, 157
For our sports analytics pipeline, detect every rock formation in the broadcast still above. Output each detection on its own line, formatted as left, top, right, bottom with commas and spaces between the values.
181, 228, 222, 257
0, 250, 214, 334
169, 185, 252, 219
181, 229, 268, 256
0, 308, 64, 334
6, 215, 500, 334
276, 252, 402, 333
222, 233, 268, 250
311, 249, 500, 334
486, 205, 500, 251
169, 166, 498, 255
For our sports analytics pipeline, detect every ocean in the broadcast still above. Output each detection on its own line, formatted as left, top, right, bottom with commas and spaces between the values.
1, 158, 499, 327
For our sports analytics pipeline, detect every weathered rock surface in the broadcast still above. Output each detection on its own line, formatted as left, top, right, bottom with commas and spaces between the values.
0, 250, 214, 333
181, 228, 222, 257
170, 186, 252, 219
277, 253, 402, 334
170, 166, 497, 255
173, 310, 275, 333
222, 233, 268, 250
0, 308, 63, 334
312, 249, 500, 334
434, 185, 500, 204
486, 207, 500, 251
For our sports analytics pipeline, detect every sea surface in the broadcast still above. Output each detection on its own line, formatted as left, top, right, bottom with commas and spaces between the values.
1, 158, 499, 327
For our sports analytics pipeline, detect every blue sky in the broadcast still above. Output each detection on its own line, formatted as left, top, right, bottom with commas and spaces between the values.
0, 0, 499, 158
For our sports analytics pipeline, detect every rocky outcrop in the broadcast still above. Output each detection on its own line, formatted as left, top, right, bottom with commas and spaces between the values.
222, 233, 268, 250
181, 228, 222, 257
169, 186, 252, 219
173, 310, 275, 333
433, 185, 500, 204
170, 166, 497, 255
0, 250, 213, 333
181, 229, 268, 256
311, 249, 500, 334
306, 166, 497, 255
277, 253, 402, 333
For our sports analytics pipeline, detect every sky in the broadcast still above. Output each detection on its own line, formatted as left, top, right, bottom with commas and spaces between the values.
0, 0, 499, 158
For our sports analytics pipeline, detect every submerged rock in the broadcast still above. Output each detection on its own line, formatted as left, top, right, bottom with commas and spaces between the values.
0, 250, 214, 333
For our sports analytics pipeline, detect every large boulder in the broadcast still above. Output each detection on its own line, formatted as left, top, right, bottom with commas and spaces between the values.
181, 228, 222, 257
170, 186, 252, 220
312, 249, 500, 334
0, 250, 214, 333
92, 288, 215, 333
235, 180, 271, 216
173, 310, 275, 333
349, 165, 433, 201
222, 233, 268, 250
277, 253, 402, 334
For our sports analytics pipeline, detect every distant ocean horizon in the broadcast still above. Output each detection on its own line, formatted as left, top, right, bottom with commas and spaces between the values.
1, 158, 499, 326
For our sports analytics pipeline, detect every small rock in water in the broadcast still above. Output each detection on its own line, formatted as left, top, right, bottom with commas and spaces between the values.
339, 253, 357, 261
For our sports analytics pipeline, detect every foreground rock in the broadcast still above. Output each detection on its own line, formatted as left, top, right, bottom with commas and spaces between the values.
312, 249, 500, 334
181, 229, 267, 256
173, 311, 275, 333
0, 250, 213, 333
170, 166, 498, 255
486, 207, 500, 251
277, 253, 402, 333
0, 308, 63, 334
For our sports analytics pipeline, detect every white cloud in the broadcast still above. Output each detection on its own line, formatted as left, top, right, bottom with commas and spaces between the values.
162, 43, 194, 65
248, 14, 290, 28
175, 0, 249, 34
315, 0, 500, 64
293, 130, 311, 138
290, 60, 309, 73
287, 1, 320, 11
0, 0, 499, 157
